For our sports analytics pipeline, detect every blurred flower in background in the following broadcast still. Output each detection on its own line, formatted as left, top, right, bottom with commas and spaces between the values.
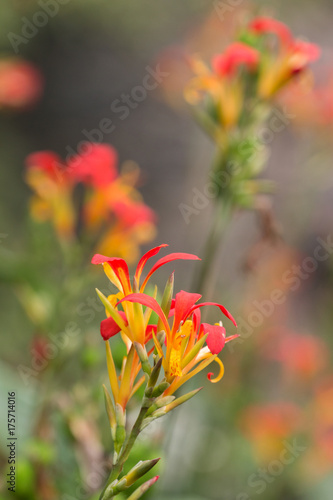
241, 402, 302, 462
0, 58, 43, 110
25, 143, 156, 261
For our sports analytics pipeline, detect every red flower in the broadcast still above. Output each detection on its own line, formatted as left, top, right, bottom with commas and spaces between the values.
94, 245, 238, 395
117, 288, 237, 393
266, 333, 328, 379
68, 144, 118, 187
289, 40, 321, 74
248, 16, 320, 97
93, 244, 200, 343
212, 42, 259, 77
249, 17, 293, 45
0, 59, 43, 110
25, 144, 156, 257
26, 151, 67, 181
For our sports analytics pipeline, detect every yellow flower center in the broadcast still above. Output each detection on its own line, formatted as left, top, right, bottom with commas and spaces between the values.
169, 320, 193, 378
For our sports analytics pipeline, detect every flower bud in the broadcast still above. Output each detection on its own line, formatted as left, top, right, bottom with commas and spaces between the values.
114, 403, 126, 453
124, 458, 160, 487
134, 342, 151, 376
102, 384, 117, 438
152, 381, 170, 397
164, 387, 203, 413
147, 357, 163, 389
127, 476, 159, 500
146, 396, 175, 416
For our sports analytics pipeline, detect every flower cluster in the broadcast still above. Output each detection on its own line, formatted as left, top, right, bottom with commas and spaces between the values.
182, 16, 320, 218
93, 244, 237, 411
92, 245, 237, 497
25, 144, 156, 262
186, 16, 320, 130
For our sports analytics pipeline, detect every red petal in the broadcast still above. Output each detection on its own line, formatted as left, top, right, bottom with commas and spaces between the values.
135, 244, 168, 284
207, 372, 214, 381
117, 293, 170, 335
292, 40, 321, 65
249, 17, 292, 45
141, 252, 200, 290
91, 253, 110, 264
192, 308, 201, 337
100, 312, 128, 340
25, 151, 64, 178
91, 254, 131, 293
172, 290, 201, 333
212, 42, 259, 77
113, 200, 156, 227
145, 324, 157, 342
69, 144, 118, 188
107, 258, 131, 293
225, 334, 240, 343
168, 298, 176, 318
187, 302, 237, 327
201, 323, 226, 354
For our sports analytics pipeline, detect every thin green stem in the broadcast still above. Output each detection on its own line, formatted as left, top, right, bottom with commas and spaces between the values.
99, 398, 152, 500
192, 197, 231, 296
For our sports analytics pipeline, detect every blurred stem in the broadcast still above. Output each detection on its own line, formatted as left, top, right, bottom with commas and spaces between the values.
192, 196, 231, 296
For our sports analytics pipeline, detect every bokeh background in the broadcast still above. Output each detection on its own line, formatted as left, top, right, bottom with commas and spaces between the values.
1, 1, 333, 499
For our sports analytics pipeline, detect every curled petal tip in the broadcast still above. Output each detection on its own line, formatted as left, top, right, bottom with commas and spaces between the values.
91, 253, 109, 264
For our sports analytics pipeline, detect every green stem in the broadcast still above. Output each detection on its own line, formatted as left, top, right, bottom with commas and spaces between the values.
99, 399, 152, 500
192, 197, 231, 296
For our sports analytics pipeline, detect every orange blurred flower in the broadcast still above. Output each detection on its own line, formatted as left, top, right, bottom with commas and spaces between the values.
265, 333, 328, 380
241, 403, 302, 462
301, 377, 333, 478
0, 58, 43, 110
281, 71, 333, 131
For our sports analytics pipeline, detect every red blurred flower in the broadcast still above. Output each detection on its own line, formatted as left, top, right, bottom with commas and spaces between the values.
241, 402, 302, 461
185, 43, 259, 128
0, 59, 43, 110
212, 42, 259, 77
249, 16, 293, 45
249, 16, 320, 97
265, 333, 328, 380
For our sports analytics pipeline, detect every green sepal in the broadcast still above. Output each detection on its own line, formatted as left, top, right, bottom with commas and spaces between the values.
157, 272, 174, 332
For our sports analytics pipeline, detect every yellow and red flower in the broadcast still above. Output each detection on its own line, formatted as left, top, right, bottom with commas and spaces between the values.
118, 289, 238, 396
93, 245, 238, 397
185, 15, 320, 130
92, 244, 200, 346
